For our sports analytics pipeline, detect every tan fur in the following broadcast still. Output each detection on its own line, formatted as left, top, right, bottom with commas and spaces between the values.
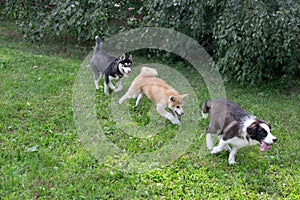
119, 67, 188, 125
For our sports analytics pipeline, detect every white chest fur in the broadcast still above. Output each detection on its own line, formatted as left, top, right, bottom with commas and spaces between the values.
227, 136, 259, 147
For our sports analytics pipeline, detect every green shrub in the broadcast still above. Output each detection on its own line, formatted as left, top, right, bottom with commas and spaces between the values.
213, 0, 300, 84
141, 0, 224, 45
1, 0, 142, 41
1, 0, 299, 84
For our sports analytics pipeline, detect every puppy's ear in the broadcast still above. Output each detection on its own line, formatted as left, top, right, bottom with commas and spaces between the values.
259, 119, 271, 130
180, 94, 188, 99
128, 54, 132, 61
170, 96, 176, 102
247, 122, 258, 137
120, 54, 126, 60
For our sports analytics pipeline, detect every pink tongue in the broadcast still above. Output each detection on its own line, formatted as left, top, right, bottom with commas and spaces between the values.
124, 73, 129, 78
259, 142, 271, 152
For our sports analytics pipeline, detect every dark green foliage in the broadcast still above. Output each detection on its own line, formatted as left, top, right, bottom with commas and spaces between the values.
1, 0, 299, 84
213, 0, 300, 84
142, 0, 299, 84
1, 0, 142, 41
141, 0, 224, 44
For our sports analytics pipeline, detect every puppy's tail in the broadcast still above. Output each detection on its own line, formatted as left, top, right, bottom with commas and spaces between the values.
140, 67, 158, 77
95, 36, 102, 51
201, 100, 211, 118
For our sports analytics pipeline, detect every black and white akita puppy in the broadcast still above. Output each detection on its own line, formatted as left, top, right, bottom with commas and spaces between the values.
90, 36, 132, 95
202, 99, 277, 164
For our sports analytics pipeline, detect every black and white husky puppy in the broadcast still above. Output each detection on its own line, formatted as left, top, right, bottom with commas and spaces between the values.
90, 36, 132, 95
202, 99, 277, 164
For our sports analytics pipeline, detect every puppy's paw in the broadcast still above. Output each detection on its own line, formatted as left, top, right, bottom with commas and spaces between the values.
206, 139, 214, 151
207, 146, 213, 151
211, 147, 220, 154
119, 98, 125, 104
228, 159, 236, 165
224, 145, 231, 152
119, 96, 127, 104
171, 118, 181, 125
114, 88, 122, 93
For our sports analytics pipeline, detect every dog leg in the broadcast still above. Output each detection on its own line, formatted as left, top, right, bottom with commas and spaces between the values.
119, 91, 140, 104
156, 104, 180, 125
94, 73, 102, 90
228, 146, 239, 165
114, 80, 123, 92
224, 145, 231, 152
119, 93, 128, 104
211, 138, 227, 154
135, 93, 143, 106
103, 75, 113, 95
95, 80, 99, 90
171, 110, 180, 123
216, 135, 231, 151
206, 133, 214, 150
104, 82, 110, 95
108, 81, 116, 90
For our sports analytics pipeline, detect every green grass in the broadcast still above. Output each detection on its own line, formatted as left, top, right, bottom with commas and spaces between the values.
1, 19, 300, 199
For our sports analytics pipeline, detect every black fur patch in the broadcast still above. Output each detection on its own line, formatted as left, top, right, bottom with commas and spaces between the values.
104, 59, 121, 84
246, 122, 268, 142
222, 121, 240, 140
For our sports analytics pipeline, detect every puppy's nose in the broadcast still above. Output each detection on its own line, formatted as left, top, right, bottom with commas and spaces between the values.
273, 138, 277, 143
179, 112, 184, 116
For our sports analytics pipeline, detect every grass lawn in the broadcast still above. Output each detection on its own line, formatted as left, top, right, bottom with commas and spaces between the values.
1, 19, 299, 199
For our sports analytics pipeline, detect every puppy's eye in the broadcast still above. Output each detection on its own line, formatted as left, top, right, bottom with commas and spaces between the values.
176, 106, 180, 109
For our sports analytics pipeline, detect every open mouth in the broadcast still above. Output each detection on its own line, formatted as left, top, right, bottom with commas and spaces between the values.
259, 141, 272, 152
124, 73, 129, 78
